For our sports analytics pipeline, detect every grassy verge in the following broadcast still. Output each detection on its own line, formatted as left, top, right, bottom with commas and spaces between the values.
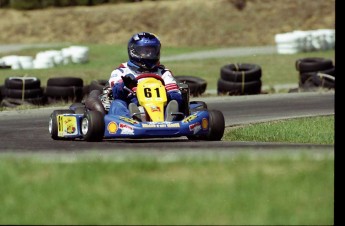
225, 115, 334, 145
0, 152, 334, 225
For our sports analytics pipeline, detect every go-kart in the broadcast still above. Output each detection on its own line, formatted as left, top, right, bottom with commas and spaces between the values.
49, 73, 225, 142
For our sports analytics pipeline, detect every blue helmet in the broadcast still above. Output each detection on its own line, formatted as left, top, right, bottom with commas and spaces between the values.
127, 32, 161, 70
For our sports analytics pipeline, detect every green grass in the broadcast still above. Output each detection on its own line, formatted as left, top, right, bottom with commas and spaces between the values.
0, 153, 334, 225
225, 115, 334, 145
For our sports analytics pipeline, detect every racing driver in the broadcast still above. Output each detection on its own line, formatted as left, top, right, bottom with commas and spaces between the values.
107, 32, 183, 121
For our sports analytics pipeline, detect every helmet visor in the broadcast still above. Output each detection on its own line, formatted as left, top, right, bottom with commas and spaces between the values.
130, 45, 160, 59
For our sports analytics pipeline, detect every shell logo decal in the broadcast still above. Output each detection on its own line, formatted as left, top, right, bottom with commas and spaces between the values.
107, 121, 118, 134
202, 118, 208, 130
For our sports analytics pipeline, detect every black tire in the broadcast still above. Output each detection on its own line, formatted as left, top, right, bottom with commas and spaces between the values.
0, 98, 32, 108
217, 78, 261, 95
299, 74, 335, 89
5, 77, 41, 89
84, 95, 106, 115
175, 75, 207, 96
47, 77, 84, 87
1, 87, 43, 99
295, 57, 333, 73
0, 97, 46, 107
88, 89, 102, 98
187, 109, 225, 141
299, 66, 335, 84
45, 86, 84, 102
0, 65, 11, 69
81, 111, 105, 142
89, 80, 108, 93
220, 63, 262, 82
49, 109, 75, 140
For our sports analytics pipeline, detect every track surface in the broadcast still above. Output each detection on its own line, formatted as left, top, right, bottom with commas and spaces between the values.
0, 92, 334, 152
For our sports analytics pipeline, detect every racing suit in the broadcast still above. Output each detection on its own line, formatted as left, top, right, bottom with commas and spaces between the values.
108, 61, 183, 117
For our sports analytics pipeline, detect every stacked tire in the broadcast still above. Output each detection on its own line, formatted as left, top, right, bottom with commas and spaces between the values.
295, 57, 335, 91
218, 63, 262, 95
1, 77, 45, 107
174, 75, 207, 97
45, 77, 84, 104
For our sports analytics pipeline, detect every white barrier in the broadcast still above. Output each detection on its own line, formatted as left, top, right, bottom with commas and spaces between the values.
275, 29, 335, 54
1, 55, 21, 70
0, 45, 89, 70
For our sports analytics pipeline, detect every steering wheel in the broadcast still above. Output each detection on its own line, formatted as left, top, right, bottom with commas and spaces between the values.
135, 73, 165, 86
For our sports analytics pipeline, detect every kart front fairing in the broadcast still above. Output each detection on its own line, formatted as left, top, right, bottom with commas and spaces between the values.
103, 108, 210, 138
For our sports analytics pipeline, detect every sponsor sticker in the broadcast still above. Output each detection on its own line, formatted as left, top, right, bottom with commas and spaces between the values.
58, 115, 78, 137
202, 118, 208, 130
189, 122, 201, 134
119, 123, 134, 135
182, 114, 197, 123
107, 121, 118, 134
142, 123, 180, 128
119, 116, 139, 124
150, 105, 161, 112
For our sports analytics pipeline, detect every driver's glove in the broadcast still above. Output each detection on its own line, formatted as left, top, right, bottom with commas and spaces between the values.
121, 74, 137, 89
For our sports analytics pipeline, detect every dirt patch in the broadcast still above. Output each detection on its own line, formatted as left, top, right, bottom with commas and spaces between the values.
0, 0, 335, 47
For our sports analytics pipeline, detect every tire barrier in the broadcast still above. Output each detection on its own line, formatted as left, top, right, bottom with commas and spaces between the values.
0, 45, 89, 70
45, 77, 84, 103
217, 63, 262, 95
275, 29, 335, 54
0, 77, 46, 107
295, 57, 335, 91
174, 75, 207, 97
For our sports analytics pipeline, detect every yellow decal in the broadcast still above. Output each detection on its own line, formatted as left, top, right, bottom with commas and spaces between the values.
107, 121, 118, 134
119, 116, 139, 124
202, 118, 208, 130
182, 114, 197, 123
58, 115, 77, 136
58, 115, 64, 137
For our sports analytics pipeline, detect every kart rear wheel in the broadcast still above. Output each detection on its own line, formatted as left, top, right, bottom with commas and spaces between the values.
187, 109, 225, 141
49, 109, 75, 140
81, 111, 105, 142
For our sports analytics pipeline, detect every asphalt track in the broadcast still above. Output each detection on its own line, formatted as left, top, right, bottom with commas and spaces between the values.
0, 91, 334, 152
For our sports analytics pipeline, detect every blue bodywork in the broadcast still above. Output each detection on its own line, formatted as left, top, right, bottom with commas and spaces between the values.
62, 102, 210, 140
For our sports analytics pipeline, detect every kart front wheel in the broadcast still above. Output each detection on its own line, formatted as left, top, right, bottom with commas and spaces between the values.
81, 111, 105, 142
187, 109, 225, 141
49, 109, 75, 140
